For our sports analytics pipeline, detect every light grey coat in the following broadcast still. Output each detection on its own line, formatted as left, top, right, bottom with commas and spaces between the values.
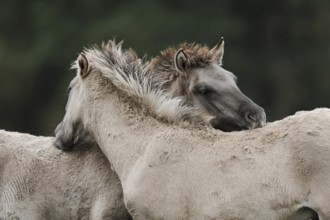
55, 41, 330, 219
0, 130, 131, 220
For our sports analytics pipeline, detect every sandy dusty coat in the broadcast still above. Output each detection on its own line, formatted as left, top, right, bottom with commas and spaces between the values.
81, 93, 330, 220
55, 41, 330, 219
0, 130, 131, 220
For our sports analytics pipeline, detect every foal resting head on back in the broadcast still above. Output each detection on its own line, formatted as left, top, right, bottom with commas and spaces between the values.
55, 39, 267, 149
146, 37, 266, 131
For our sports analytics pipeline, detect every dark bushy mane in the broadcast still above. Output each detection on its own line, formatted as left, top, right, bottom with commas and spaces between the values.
146, 43, 216, 82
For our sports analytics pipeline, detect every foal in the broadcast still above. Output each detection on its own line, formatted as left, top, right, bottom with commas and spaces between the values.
55, 40, 329, 219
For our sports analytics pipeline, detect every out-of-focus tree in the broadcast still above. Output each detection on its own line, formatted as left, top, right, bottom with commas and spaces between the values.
0, 0, 329, 135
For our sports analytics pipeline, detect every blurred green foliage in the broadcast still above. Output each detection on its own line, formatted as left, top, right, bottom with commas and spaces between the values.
1, 0, 329, 135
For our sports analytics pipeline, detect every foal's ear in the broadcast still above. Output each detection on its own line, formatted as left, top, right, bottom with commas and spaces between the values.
210, 37, 225, 65
78, 53, 90, 78
174, 48, 190, 75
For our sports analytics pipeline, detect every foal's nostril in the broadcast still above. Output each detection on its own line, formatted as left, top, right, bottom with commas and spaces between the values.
240, 104, 267, 129
245, 112, 257, 123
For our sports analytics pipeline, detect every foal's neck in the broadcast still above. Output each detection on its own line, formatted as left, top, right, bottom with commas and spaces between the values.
89, 93, 162, 183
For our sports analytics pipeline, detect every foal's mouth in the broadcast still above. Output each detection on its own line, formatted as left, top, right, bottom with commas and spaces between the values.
209, 116, 267, 132
209, 118, 246, 132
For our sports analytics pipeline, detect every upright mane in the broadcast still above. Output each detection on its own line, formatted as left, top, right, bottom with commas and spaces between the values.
73, 40, 209, 126
146, 43, 218, 84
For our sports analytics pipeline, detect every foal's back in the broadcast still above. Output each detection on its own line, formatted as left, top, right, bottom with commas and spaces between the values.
0, 130, 130, 220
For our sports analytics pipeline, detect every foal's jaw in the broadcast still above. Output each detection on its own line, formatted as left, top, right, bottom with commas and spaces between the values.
209, 118, 246, 132
201, 97, 267, 132
54, 121, 75, 150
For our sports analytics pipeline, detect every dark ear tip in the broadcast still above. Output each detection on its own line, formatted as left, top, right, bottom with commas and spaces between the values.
176, 48, 185, 56
176, 48, 187, 59
78, 54, 87, 68
78, 53, 90, 78
79, 53, 87, 59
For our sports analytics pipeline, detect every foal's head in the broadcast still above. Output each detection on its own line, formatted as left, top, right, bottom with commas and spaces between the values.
54, 54, 94, 150
54, 42, 140, 150
54, 41, 207, 150
147, 38, 266, 131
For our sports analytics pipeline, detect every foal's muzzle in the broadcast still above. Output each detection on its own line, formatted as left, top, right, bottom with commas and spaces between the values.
244, 106, 267, 129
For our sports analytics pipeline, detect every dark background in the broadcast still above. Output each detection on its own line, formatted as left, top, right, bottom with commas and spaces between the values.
1, 0, 329, 136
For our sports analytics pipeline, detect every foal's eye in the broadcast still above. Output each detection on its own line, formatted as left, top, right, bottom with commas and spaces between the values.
198, 86, 212, 95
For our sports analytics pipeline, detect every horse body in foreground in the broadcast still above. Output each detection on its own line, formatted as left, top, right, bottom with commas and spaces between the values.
0, 39, 265, 219
0, 130, 131, 220
55, 41, 330, 219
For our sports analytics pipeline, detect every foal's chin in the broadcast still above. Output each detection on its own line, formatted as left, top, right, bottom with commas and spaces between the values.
54, 136, 74, 151
210, 115, 267, 132
210, 118, 245, 132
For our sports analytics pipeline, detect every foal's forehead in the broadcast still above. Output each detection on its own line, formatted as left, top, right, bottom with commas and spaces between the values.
193, 64, 237, 82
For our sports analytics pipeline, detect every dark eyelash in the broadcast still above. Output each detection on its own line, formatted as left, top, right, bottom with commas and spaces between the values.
198, 86, 213, 95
